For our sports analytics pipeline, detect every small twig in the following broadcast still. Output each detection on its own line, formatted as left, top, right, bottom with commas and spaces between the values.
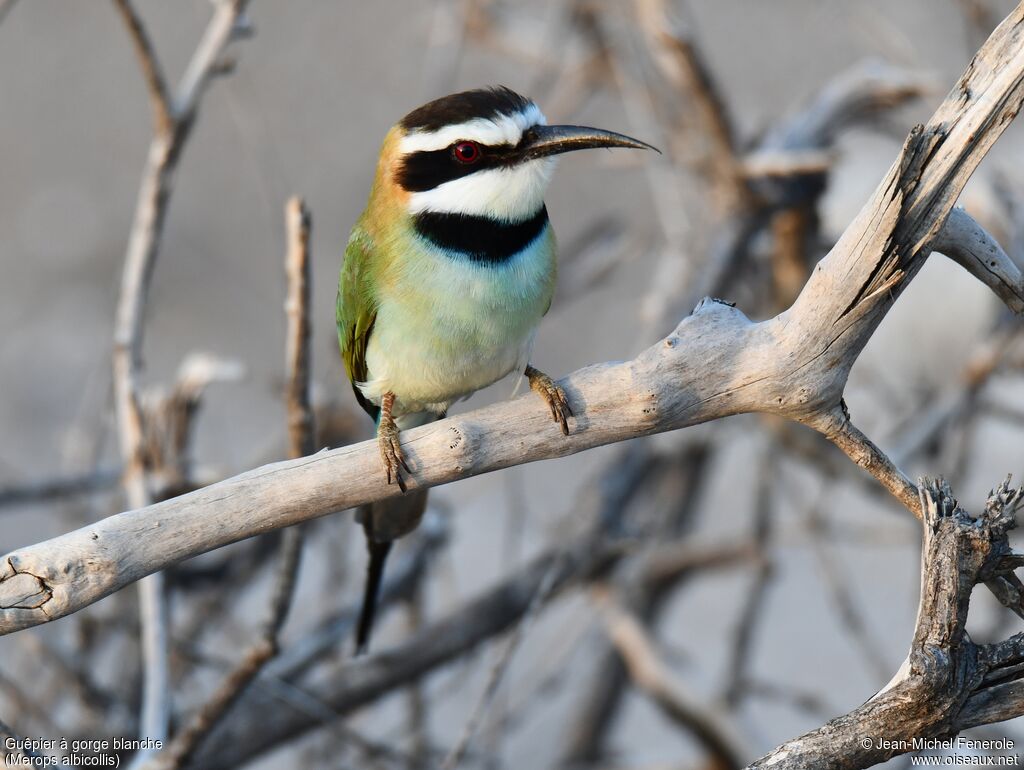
0, 670, 61, 735
143, 199, 312, 770
266, 516, 449, 682
405, 582, 429, 770
185, 534, 627, 769
560, 444, 718, 766
111, 0, 173, 134
17, 633, 122, 723
0, 0, 18, 27
110, 1, 254, 759
0, 716, 55, 765
743, 678, 833, 717
741, 149, 834, 179
722, 446, 776, 706
808, 408, 920, 516
0, 469, 119, 509
804, 490, 893, 683
284, 197, 315, 459
634, 0, 749, 213
440, 555, 565, 770
597, 592, 749, 769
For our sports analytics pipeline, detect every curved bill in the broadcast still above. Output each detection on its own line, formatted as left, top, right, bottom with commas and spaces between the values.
519, 124, 660, 160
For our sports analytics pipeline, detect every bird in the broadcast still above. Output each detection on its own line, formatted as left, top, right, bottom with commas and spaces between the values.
337, 86, 656, 653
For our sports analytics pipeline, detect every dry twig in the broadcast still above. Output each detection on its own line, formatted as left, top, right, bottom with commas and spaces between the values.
599, 592, 749, 770
142, 198, 312, 770
109, 0, 253, 754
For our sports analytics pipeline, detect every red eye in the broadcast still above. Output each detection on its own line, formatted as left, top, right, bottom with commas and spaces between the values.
453, 141, 481, 164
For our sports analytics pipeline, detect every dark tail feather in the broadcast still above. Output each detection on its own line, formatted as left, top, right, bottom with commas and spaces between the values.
356, 537, 393, 655
353, 474, 431, 654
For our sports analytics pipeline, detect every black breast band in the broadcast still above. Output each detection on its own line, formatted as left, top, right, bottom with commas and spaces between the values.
413, 206, 549, 264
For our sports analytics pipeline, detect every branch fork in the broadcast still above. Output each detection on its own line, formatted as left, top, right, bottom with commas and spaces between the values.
748, 477, 1024, 769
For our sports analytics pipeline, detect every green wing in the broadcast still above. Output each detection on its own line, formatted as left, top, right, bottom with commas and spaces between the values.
337, 226, 379, 423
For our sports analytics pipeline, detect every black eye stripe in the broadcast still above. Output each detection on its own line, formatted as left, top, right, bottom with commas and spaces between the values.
396, 143, 518, 192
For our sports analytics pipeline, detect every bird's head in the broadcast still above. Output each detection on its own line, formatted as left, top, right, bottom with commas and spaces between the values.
372, 87, 656, 224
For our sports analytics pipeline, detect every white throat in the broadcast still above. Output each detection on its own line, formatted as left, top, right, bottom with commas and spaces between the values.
406, 158, 556, 222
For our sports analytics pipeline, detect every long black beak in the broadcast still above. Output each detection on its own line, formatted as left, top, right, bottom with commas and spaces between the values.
518, 124, 660, 160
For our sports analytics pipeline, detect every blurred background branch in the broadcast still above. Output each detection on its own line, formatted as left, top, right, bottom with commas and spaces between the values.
2, 2, 1024, 770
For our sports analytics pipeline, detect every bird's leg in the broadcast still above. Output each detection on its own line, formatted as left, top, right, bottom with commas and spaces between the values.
524, 364, 572, 435
377, 391, 410, 492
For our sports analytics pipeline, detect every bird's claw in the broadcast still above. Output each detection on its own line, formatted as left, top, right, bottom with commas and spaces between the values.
377, 416, 410, 493
526, 365, 573, 436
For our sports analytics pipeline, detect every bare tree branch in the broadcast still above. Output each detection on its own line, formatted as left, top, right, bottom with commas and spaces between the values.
440, 555, 563, 770
748, 476, 1024, 769
933, 205, 1024, 313
284, 197, 315, 460
110, 0, 253, 756
0, 470, 119, 509
1, 33, 1023, 770
187, 531, 627, 769
111, 0, 173, 134
598, 591, 749, 770
634, 0, 750, 214
140, 198, 313, 770
3, 0, 1024, 633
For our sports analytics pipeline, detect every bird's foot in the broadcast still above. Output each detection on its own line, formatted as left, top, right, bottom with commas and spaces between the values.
525, 365, 572, 435
377, 394, 410, 492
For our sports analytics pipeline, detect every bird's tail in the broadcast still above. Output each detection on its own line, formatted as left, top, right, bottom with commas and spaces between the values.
354, 410, 439, 654
356, 535, 393, 655
354, 488, 430, 654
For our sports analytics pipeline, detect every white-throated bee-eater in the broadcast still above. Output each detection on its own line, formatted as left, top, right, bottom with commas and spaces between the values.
337, 86, 656, 652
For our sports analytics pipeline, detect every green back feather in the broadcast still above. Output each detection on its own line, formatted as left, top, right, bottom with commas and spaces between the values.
337, 226, 380, 423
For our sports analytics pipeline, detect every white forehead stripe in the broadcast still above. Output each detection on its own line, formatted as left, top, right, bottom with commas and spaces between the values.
399, 104, 547, 153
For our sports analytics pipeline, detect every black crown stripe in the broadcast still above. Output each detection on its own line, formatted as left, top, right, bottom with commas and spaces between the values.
400, 86, 532, 133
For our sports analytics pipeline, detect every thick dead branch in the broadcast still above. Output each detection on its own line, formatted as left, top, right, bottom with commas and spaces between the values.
747, 477, 1024, 769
